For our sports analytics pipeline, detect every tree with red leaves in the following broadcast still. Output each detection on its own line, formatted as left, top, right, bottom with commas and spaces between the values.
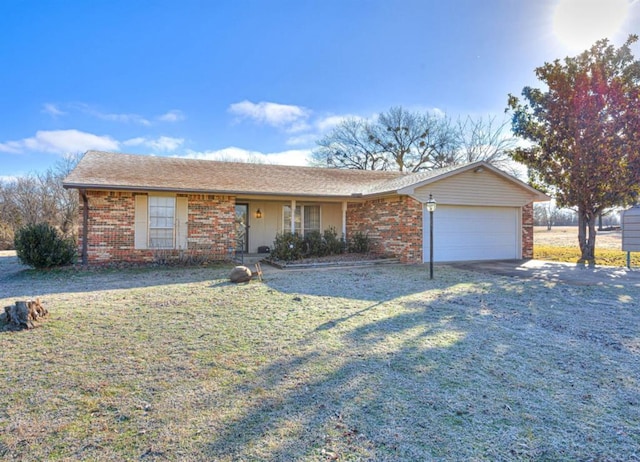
507, 35, 640, 266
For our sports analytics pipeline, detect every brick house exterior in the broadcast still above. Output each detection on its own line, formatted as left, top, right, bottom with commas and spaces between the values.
65, 151, 549, 265
347, 196, 423, 263
521, 202, 534, 259
80, 190, 236, 264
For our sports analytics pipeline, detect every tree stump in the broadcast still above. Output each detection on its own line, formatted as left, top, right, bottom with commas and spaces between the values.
2, 299, 48, 331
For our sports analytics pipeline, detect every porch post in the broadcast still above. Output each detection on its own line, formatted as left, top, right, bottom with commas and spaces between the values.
341, 201, 347, 239
290, 199, 296, 233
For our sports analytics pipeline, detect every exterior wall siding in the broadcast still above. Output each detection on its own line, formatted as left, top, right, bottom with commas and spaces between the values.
80, 190, 235, 264
242, 201, 343, 252
522, 202, 534, 259
411, 169, 535, 206
347, 195, 422, 263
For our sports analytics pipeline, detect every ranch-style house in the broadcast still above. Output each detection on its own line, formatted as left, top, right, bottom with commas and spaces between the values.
63, 150, 549, 265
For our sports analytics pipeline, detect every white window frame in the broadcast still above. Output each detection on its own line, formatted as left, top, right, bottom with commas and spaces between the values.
283, 204, 321, 235
148, 196, 176, 249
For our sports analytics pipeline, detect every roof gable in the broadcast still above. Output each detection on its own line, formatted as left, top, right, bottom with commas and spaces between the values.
397, 161, 550, 202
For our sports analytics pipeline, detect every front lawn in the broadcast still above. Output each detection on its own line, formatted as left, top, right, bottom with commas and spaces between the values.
1, 258, 639, 460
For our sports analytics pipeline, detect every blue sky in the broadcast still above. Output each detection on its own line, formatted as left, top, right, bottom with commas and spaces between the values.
1, 0, 639, 178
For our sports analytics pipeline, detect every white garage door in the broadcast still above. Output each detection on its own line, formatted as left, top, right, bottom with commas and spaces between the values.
423, 205, 520, 262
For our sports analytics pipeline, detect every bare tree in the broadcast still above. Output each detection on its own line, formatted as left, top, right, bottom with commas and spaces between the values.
45, 153, 82, 236
313, 107, 517, 173
454, 115, 517, 172
371, 107, 457, 172
0, 153, 83, 247
312, 118, 388, 170
534, 202, 561, 230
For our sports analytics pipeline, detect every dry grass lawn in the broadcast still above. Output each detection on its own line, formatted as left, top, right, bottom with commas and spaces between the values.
534, 226, 622, 249
1, 251, 639, 461
533, 226, 640, 266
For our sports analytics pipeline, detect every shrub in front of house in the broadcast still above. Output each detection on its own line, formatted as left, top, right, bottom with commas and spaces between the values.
348, 231, 371, 254
273, 228, 369, 262
303, 230, 326, 257
323, 226, 345, 255
14, 223, 77, 269
271, 231, 305, 261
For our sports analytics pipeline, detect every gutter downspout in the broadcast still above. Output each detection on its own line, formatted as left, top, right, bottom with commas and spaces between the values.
80, 189, 89, 265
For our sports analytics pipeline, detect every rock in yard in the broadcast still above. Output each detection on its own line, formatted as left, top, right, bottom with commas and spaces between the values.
229, 266, 252, 283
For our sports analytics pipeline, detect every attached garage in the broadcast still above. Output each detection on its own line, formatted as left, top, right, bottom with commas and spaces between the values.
397, 163, 550, 263
423, 205, 520, 262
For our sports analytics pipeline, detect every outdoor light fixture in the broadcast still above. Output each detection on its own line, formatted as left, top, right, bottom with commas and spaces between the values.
255, 208, 263, 219
426, 193, 436, 279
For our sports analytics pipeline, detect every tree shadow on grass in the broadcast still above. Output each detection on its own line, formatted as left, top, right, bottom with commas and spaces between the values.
0, 251, 234, 301
262, 264, 441, 302
198, 270, 640, 460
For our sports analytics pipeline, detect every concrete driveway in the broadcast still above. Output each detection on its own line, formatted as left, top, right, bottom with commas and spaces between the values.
447, 259, 640, 287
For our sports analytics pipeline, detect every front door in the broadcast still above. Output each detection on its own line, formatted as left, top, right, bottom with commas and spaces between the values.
235, 203, 249, 253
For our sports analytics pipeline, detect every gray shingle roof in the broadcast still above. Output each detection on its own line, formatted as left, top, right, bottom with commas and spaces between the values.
64, 151, 548, 201
363, 163, 466, 195
63, 151, 406, 197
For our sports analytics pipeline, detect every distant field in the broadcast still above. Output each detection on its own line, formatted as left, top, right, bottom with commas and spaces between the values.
533, 226, 640, 266
534, 226, 622, 250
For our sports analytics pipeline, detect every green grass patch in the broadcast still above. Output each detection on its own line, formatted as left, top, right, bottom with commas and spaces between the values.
535, 244, 640, 266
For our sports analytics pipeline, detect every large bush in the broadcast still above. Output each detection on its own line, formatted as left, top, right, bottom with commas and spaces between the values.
14, 223, 77, 268
303, 230, 326, 257
323, 226, 345, 255
348, 231, 371, 254
270, 231, 304, 261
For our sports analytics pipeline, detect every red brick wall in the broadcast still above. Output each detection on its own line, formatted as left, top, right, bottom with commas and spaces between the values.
79, 190, 236, 264
80, 190, 136, 263
187, 194, 236, 256
522, 202, 534, 259
346, 195, 423, 263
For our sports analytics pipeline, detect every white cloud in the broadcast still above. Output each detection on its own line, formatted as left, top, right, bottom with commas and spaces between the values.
0, 141, 23, 153
96, 112, 151, 126
124, 136, 184, 151
181, 146, 311, 166
284, 113, 368, 146
315, 114, 356, 132
0, 175, 21, 183
431, 107, 447, 119
72, 103, 151, 126
42, 103, 66, 117
157, 110, 185, 122
286, 133, 318, 146
228, 100, 311, 132
0, 129, 119, 155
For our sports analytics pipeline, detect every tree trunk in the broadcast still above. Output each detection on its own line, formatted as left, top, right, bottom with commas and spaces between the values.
577, 208, 597, 266
2, 299, 48, 331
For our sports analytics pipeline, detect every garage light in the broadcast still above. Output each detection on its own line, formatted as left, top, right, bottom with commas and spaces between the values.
426, 194, 437, 213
